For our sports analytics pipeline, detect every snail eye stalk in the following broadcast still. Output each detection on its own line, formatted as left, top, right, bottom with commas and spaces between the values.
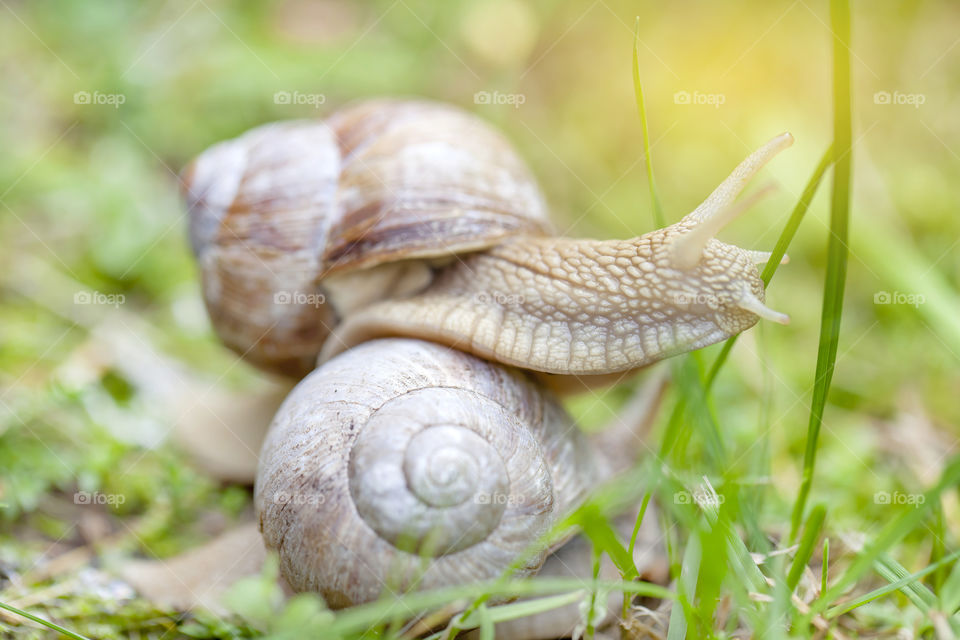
668, 133, 794, 270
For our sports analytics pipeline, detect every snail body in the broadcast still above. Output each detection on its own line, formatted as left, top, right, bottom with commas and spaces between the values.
254, 338, 603, 607
185, 98, 790, 383
319, 133, 794, 383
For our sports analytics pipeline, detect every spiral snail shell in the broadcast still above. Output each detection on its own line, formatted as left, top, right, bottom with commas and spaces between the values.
183, 99, 551, 376
254, 338, 602, 607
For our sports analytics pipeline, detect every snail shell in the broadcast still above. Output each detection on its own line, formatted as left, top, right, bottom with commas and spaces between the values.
182, 99, 551, 376
253, 338, 602, 608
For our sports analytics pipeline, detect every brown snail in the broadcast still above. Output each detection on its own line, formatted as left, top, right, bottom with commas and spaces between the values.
182, 98, 793, 608
183, 98, 790, 386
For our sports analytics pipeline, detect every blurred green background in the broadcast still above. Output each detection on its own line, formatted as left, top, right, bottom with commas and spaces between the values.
1, 0, 959, 635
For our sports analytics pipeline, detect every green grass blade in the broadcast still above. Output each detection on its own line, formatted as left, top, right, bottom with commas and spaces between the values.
697, 514, 731, 628
673, 355, 726, 467
721, 519, 768, 594
633, 16, 665, 228
477, 604, 494, 640
0, 601, 92, 640
623, 491, 653, 620
704, 145, 834, 389
939, 552, 960, 614
821, 537, 830, 596
575, 504, 639, 580
459, 591, 585, 628
789, 0, 853, 542
787, 503, 826, 592
825, 549, 960, 619
873, 553, 937, 612
627, 491, 652, 559
930, 501, 948, 593
328, 577, 673, 635
667, 533, 702, 640
585, 548, 602, 639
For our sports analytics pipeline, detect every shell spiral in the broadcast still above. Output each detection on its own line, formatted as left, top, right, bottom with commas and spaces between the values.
182, 99, 551, 376
254, 338, 600, 608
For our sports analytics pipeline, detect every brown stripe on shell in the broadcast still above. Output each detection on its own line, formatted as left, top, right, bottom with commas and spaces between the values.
182, 100, 550, 375
321, 100, 552, 272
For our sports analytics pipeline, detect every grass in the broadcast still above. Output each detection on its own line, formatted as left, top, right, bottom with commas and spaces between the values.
0, 601, 91, 640
1, 0, 958, 638
633, 16, 666, 230
789, 0, 854, 544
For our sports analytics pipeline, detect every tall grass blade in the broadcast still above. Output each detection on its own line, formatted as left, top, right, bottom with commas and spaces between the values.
633, 17, 665, 228
787, 503, 826, 592
789, 0, 853, 542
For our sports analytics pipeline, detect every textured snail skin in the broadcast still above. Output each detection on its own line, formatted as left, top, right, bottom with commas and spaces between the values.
185, 98, 790, 381
182, 99, 551, 376
323, 233, 763, 378
322, 134, 794, 380
254, 338, 601, 608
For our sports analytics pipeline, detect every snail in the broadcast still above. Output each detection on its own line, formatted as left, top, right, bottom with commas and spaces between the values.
253, 337, 628, 607
182, 98, 794, 609
183, 99, 791, 387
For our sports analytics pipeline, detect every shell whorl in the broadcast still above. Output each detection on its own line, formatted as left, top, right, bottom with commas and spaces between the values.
254, 338, 600, 607
349, 389, 527, 555
182, 99, 551, 376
